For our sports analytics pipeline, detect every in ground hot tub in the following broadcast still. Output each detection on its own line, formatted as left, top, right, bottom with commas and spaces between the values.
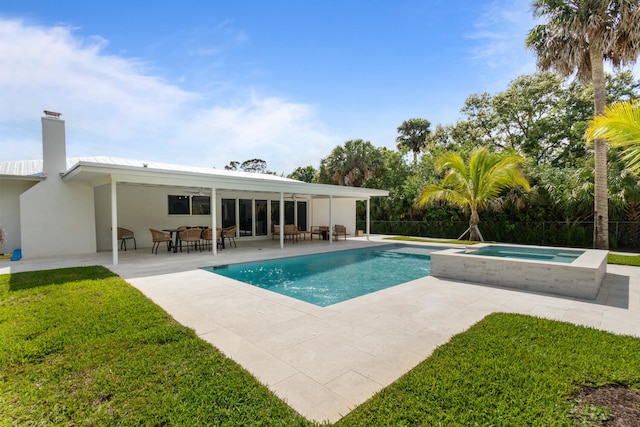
430, 243, 608, 299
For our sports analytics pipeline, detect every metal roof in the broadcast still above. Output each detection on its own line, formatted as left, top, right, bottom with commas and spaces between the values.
0, 156, 388, 199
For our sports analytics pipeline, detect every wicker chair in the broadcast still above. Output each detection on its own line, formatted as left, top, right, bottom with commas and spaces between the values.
117, 227, 136, 251
224, 226, 237, 248
201, 228, 224, 251
149, 229, 171, 254
179, 227, 202, 253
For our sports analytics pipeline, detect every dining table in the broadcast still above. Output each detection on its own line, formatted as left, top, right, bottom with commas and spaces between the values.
162, 228, 182, 253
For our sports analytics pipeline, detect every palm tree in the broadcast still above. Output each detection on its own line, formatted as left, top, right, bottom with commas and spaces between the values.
585, 100, 640, 172
318, 139, 385, 187
396, 118, 432, 164
526, 0, 640, 250
416, 147, 530, 241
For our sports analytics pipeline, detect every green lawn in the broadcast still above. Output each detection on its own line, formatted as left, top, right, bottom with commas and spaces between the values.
2, 267, 639, 426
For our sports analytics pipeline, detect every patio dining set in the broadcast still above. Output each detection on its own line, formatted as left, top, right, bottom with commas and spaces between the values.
117, 223, 349, 254
147, 226, 237, 254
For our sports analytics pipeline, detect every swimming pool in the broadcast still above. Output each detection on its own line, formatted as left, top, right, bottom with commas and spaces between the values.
202, 244, 437, 307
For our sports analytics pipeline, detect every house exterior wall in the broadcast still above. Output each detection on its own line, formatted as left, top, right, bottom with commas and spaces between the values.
0, 180, 38, 254
19, 116, 96, 258
311, 198, 357, 235
20, 178, 96, 257
94, 185, 317, 251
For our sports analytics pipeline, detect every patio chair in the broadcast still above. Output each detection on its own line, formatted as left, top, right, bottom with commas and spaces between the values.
284, 224, 299, 243
201, 227, 213, 251
149, 228, 171, 254
224, 226, 237, 248
332, 225, 348, 241
179, 227, 202, 253
116, 227, 136, 251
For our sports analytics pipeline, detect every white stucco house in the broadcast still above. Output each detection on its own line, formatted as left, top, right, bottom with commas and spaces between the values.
0, 113, 388, 264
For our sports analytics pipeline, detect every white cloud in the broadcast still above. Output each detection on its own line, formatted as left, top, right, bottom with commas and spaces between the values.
0, 17, 335, 173
467, 0, 539, 90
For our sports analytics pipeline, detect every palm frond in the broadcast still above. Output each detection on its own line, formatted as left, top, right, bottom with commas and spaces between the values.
586, 101, 640, 172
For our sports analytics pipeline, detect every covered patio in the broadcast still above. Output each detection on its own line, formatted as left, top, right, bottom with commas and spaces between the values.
62, 158, 388, 265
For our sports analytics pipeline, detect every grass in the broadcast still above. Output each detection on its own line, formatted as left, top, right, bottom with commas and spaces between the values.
2, 267, 640, 425
0, 267, 309, 426
336, 314, 640, 426
608, 252, 640, 266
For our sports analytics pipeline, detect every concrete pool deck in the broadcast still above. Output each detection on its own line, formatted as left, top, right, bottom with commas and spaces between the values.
2, 236, 639, 423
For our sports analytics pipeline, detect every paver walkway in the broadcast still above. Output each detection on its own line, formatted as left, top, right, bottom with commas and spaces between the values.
2, 237, 639, 423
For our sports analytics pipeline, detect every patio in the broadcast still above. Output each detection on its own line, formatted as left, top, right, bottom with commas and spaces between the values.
2, 235, 639, 423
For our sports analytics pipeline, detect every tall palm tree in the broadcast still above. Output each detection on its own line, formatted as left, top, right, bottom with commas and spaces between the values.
396, 118, 432, 164
526, 0, 640, 250
416, 147, 530, 241
585, 100, 640, 172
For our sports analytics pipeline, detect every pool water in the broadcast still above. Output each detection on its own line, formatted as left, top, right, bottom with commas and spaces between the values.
203, 244, 436, 307
465, 245, 583, 263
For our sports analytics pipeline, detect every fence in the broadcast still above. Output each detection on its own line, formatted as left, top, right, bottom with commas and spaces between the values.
356, 220, 640, 250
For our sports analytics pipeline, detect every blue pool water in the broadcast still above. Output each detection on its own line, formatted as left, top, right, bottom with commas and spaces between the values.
465, 245, 583, 263
202, 244, 437, 307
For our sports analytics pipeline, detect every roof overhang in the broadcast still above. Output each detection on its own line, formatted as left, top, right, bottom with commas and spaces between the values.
0, 174, 45, 182
61, 161, 389, 200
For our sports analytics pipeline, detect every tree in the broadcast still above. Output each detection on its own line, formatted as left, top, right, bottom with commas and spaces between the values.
224, 161, 240, 171
396, 118, 432, 164
318, 139, 385, 187
224, 159, 271, 173
416, 147, 530, 241
586, 100, 640, 173
288, 165, 317, 183
526, 0, 640, 249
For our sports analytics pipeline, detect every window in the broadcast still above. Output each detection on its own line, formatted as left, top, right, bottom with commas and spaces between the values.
168, 195, 190, 215
168, 195, 210, 215
191, 196, 211, 215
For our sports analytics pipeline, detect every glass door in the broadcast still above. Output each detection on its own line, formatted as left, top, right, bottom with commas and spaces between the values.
239, 199, 253, 237
255, 200, 267, 236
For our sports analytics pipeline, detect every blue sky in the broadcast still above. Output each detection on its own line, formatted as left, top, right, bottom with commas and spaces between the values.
0, 0, 616, 174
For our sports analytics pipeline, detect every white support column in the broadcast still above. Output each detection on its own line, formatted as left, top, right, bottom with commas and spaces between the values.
293, 198, 298, 227
366, 197, 371, 241
212, 187, 217, 256
111, 179, 118, 265
279, 192, 284, 249
329, 195, 333, 245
